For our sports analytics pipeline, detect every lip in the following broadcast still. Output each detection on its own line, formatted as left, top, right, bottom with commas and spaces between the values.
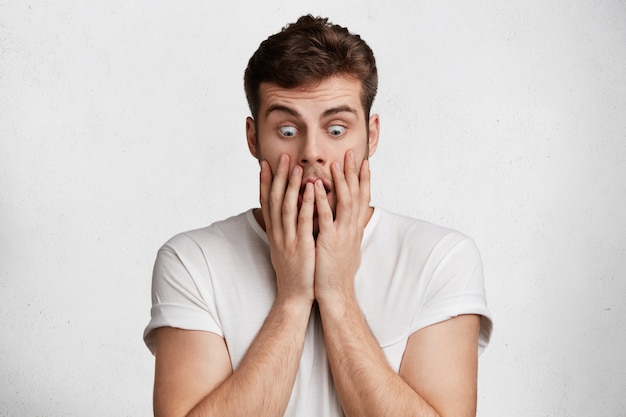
299, 178, 331, 194
298, 178, 331, 214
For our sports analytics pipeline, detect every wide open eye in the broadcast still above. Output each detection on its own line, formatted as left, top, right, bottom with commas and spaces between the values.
279, 126, 297, 138
327, 125, 346, 138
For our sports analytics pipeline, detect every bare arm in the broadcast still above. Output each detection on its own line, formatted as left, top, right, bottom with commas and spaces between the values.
154, 295, 311, 416
153, 155, 317, 417
399, 315, 480, 417
154, 297, 312, 417
314, 151, 480, 417
318, 300, 480, 417
153, 328, 231, 417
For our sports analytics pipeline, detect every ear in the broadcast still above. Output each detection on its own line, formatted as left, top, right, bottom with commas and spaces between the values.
367, 113, 380, 158
246, 117, 259, 159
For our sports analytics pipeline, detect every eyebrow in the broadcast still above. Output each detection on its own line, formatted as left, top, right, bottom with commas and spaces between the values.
264, 104, 359, 119
265, 105, 301, 118
322, 105, 359, 118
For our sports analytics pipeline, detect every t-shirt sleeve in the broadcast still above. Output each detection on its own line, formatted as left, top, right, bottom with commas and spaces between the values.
410, 235, 493, 354
143, 234, 223, 354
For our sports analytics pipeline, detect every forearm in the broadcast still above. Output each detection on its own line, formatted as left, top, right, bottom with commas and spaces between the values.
188, 297, 312, 417
318, 294, 439, 417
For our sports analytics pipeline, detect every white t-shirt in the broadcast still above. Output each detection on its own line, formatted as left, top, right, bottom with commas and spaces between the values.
144, 208, 493, 416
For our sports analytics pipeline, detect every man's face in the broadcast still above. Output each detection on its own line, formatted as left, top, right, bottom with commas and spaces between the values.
246, 76, 379, 219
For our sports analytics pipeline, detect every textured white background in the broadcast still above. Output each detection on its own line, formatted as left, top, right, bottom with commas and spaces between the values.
1, 1, 625, 416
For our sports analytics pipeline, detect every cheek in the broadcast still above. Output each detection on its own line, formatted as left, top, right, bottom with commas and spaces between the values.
256, 140, 281, 163
259, 142, 303, 169
258, 147, 298, 175
341, 132, 369, 157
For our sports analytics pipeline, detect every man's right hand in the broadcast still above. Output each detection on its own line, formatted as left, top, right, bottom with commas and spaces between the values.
156, 158, 316, 416
259, 154, 316, 304
154, 154, 316, 417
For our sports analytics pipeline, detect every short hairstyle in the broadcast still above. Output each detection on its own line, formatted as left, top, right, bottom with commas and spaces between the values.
244, 15, 378, 120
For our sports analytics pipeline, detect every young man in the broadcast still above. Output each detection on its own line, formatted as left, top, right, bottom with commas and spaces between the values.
144, 15, 492, 417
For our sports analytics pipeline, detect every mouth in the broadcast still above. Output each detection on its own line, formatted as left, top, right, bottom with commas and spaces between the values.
298, 178, 331, 213
299, 179, 331, 194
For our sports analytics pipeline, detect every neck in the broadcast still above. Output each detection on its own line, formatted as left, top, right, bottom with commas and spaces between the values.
252, 207, 375, 234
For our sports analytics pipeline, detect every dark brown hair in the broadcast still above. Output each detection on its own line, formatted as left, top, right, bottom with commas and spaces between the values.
244, 15, 378, 119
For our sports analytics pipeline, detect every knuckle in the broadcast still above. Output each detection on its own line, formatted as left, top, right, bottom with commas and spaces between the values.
319, 208, 333, 222
269, 192, 282, 207
338, 198, 352, 211
282, 203, 294, 217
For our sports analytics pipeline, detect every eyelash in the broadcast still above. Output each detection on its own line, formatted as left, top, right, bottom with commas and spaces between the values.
277, 124, 347, 138
327, 125, 346, 137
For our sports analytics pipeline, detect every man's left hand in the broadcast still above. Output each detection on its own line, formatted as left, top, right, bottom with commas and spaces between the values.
313, 150, 371, 305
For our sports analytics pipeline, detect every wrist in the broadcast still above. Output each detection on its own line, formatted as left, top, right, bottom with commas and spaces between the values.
315, 288, 358, 318
274, 293, 315, 316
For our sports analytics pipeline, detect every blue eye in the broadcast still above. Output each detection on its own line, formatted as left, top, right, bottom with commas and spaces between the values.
279, 126, 297, 138
327, 125, 346, 137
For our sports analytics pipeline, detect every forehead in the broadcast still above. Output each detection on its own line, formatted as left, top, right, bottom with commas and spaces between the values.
258, 76, 364, 119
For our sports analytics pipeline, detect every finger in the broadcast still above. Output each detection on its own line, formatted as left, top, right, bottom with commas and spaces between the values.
259, 160, 273, 231
331, 160, 351, 225
344, 150, 360, 200
344, 150, 361, 228
269, 154, 290, 237
282, 164, 303, 239
358, 159, 371, 229
314, 179, 334, 232
297, 182, 314, 239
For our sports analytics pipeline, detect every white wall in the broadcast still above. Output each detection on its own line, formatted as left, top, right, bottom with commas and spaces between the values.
1, 1, 624, 415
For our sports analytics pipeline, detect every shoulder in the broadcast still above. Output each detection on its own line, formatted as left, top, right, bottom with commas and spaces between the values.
372, 210, 492, 350
160, 210, 254, 254
372, 208, 476, 253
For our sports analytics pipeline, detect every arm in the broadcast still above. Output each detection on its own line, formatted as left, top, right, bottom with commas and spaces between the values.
318, 301, 480, 417
153, 155, 316, 417
317, 294, 439, 417
314, 152, 480, 417
399, 315, 480, 417
154, 298, 312, 417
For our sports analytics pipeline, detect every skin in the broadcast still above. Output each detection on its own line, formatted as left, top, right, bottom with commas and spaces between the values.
152, 75, 481, 417
246, 75, 379, 236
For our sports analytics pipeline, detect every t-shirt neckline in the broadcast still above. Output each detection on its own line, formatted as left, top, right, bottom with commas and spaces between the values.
246, 207, 382, 245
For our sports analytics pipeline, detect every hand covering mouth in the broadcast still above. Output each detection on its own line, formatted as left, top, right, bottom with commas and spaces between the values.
299, 178, 331, 194
298, 178, 331, 213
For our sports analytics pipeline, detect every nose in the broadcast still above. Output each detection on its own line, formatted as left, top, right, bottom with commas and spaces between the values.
298, 131, 326, 166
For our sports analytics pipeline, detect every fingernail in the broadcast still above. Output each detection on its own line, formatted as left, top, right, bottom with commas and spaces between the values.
363, 159, 369, 169
293, 165, 301, 175
279, 154, 287, 164
349, 150, 355, 161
